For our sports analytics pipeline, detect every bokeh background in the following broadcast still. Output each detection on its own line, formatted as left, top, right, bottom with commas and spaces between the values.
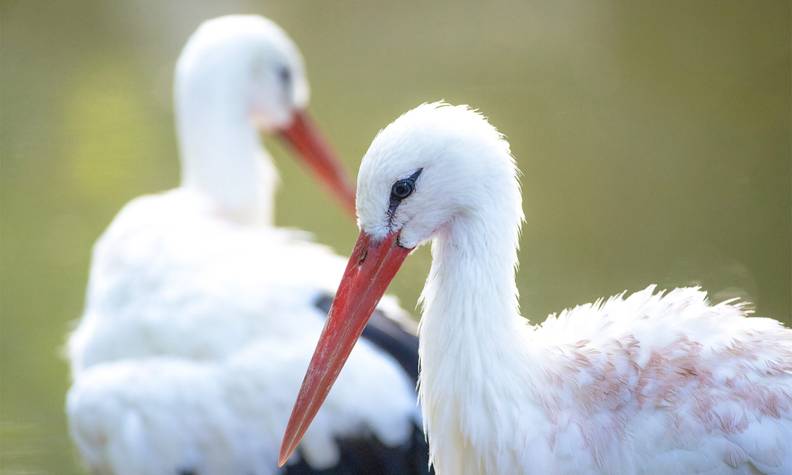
1, 0, 790, 473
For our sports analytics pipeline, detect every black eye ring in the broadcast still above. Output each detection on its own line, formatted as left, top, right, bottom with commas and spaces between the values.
391, 180, 414, 200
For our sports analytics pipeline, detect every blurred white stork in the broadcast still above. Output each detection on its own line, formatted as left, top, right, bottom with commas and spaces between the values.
280, 102, 792, 475
66, 16, 429, 475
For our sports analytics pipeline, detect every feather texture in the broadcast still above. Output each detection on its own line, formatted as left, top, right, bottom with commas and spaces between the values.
350, 102, 792, 474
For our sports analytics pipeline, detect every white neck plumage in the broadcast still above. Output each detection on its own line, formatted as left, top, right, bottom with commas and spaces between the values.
175, 77, 277, 225
418, 177, 536, 473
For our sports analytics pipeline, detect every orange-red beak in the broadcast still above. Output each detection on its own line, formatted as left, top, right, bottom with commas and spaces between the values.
278, 110, 356, 215
278, 231, 411, 466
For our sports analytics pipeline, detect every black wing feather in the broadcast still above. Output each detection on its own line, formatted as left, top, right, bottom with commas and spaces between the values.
286, 423, 430, 475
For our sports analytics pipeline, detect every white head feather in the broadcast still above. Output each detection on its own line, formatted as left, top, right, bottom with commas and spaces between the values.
356, 102, 523, 250
175, 15, 309, 131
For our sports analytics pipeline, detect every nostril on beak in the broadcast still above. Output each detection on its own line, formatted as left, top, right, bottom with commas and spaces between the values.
357, 249, 368, 267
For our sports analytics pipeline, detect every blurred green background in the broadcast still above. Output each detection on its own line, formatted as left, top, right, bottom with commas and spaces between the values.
1, 0, 790, 473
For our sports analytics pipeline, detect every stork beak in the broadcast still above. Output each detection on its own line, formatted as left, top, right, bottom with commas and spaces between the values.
277, 110, 356, 215
278, 231, 411, 466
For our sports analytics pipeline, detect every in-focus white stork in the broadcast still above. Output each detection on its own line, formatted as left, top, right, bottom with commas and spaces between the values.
66, 16, 430, 475
280, 102, 792, 474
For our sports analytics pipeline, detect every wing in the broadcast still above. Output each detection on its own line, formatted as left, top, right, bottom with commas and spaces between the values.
66, 359, 247, 475
537, 286, 792, 474
68, 335, 431, 475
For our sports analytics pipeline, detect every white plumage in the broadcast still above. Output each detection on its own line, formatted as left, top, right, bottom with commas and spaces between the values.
66, 16, 425, 475
68, 335, 417, 474
280, 102, 792, 475
69, 190, 372, 369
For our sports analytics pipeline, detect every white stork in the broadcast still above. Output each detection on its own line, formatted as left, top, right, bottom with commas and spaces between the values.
280, 102, 792, 474
66, 16, 429, 474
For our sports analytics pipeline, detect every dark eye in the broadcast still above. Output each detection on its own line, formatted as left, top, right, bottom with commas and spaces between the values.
278, 66, 291, 86
391, 180, 414, 200
387, 168, 423, 220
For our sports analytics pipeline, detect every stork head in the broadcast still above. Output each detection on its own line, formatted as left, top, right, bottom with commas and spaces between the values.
355, 102, 518, 248
279, 102, 520, 464
175, 15, 355, 213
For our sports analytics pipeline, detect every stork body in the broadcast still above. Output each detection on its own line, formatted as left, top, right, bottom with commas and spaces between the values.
66, 16, 428, 474
280, 103, 792, 474
68, 326, 424, 475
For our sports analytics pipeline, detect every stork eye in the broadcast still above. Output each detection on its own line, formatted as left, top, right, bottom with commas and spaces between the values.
389, 168, 423, 203
387, 168, 423, 221
391, 180, 414, 200
278, 66, 292, 87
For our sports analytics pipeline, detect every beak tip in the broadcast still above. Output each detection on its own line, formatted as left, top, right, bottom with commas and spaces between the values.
279, 426, 304, 468
277, 443, 293, 467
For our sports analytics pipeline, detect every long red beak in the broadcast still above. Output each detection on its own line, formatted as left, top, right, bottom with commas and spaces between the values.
278, 231, 411, 466
278, 110, 356, 215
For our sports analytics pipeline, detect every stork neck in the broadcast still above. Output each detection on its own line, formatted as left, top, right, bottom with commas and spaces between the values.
420, 209, 526, 357
417, 197, 536, 472
175, 85, 277, 225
